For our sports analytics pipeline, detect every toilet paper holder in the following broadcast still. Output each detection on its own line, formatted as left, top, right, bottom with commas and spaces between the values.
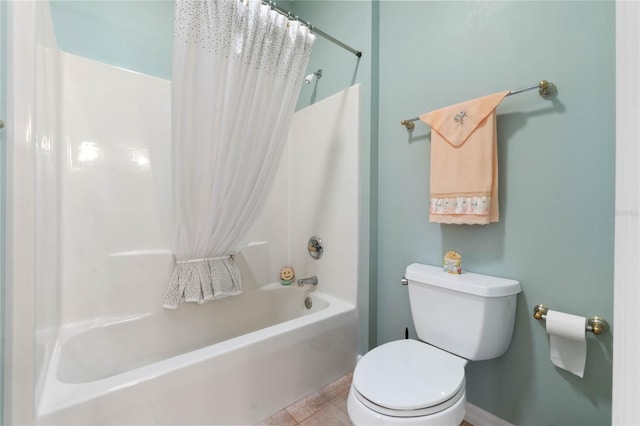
533, 304, 609, 335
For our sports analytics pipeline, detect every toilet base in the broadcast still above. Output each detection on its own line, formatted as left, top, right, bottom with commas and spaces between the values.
347, 384, 466, 426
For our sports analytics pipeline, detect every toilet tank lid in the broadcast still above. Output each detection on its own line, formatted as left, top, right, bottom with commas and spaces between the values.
405, 263, 521, 297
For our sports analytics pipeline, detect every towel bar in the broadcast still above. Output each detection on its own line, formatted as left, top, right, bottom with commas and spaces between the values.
401, 80, 557, 131
533, 304, 609, 335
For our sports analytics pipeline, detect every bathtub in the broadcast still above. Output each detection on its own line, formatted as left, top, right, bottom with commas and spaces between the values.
36, 284, 358, 425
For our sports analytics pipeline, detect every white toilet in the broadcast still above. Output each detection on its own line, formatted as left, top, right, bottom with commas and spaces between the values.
348, 263, 521, 425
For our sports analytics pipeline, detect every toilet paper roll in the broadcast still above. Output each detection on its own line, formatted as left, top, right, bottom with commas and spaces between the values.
546, 310, 586, 378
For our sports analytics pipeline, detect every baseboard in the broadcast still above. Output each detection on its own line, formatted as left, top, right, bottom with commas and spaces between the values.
465, 403, 514, 426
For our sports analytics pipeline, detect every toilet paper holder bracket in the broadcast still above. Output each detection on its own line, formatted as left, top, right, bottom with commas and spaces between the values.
533, 304, 609, 335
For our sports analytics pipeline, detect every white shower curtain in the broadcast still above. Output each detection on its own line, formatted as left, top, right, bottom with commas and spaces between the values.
163, 0, 315, 308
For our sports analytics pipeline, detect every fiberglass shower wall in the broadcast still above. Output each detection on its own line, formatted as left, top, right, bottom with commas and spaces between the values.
49, 54, 360, 326
248, 84, 361, 304
5, 2, 61, 424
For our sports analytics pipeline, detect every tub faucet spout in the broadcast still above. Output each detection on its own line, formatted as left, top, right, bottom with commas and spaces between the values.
297, 276, 318, 286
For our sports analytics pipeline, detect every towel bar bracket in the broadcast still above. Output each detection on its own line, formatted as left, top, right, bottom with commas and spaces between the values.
400, 119, 415, 131
538, 80, 556, 98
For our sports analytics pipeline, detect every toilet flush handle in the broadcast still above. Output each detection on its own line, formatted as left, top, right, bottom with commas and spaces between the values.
401, 276, 408, 286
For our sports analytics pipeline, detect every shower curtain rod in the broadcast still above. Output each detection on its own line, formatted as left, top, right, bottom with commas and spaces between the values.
261, 1, 363, 58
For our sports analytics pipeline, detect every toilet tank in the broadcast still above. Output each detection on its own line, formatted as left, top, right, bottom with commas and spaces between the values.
405, 263, 521, 361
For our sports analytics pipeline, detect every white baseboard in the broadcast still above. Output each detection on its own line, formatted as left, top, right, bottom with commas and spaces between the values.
465, 403, 513, 426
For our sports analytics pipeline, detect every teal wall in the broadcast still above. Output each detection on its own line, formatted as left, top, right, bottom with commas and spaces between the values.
375, 1, 614, 425
49, 0, 174, 79
47, 1, 615, 424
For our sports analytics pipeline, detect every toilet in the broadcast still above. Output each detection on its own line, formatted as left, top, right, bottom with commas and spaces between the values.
348, 263, 521, 425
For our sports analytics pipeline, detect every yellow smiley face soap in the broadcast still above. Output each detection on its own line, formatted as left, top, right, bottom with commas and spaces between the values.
280, 267, 295, 285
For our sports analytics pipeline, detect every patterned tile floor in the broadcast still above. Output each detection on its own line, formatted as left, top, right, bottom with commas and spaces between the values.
257, 371, 474, 426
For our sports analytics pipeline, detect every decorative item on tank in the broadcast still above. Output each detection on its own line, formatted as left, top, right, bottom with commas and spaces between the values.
443, 251, 462, 274
280, 266, 295, 286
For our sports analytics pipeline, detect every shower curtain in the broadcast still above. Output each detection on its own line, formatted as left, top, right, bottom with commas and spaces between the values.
163, 0, 315, 308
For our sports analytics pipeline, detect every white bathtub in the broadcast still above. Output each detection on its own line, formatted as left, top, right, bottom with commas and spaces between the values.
27, 49, 361, 426
36, 284, 358, 425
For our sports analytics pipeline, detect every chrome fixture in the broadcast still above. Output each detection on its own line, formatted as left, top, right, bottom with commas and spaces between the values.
533, 304, 609, 335
298, 276, 318, 286
304, 296, 313, 309
308, 235, 323, 259
304, 69, 323, 85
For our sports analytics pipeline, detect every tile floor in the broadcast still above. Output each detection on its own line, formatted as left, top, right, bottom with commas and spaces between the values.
257, 371, 474, 426
257, 371, 353, 425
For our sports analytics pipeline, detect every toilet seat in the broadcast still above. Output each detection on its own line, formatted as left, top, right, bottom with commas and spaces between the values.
352, 339, 467, 417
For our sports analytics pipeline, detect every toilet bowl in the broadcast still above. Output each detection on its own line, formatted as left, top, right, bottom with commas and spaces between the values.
347, 339, 467, 425
347, 263, 521, 426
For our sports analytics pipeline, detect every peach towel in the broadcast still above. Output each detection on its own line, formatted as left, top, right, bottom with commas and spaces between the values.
420, 91, 509, 225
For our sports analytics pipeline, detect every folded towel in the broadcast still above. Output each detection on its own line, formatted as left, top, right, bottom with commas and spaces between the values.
420, 91, 510, 225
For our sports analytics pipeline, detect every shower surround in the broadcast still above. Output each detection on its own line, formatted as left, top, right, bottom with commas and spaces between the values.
29, 42, 360, 425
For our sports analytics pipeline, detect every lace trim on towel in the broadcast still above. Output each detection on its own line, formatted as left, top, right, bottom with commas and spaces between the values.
430, 196, 491, 216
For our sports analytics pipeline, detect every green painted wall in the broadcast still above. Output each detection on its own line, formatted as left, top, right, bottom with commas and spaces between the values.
49, 0, 174, 79
47, 1, 615, 423
375, 1, 614, 424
